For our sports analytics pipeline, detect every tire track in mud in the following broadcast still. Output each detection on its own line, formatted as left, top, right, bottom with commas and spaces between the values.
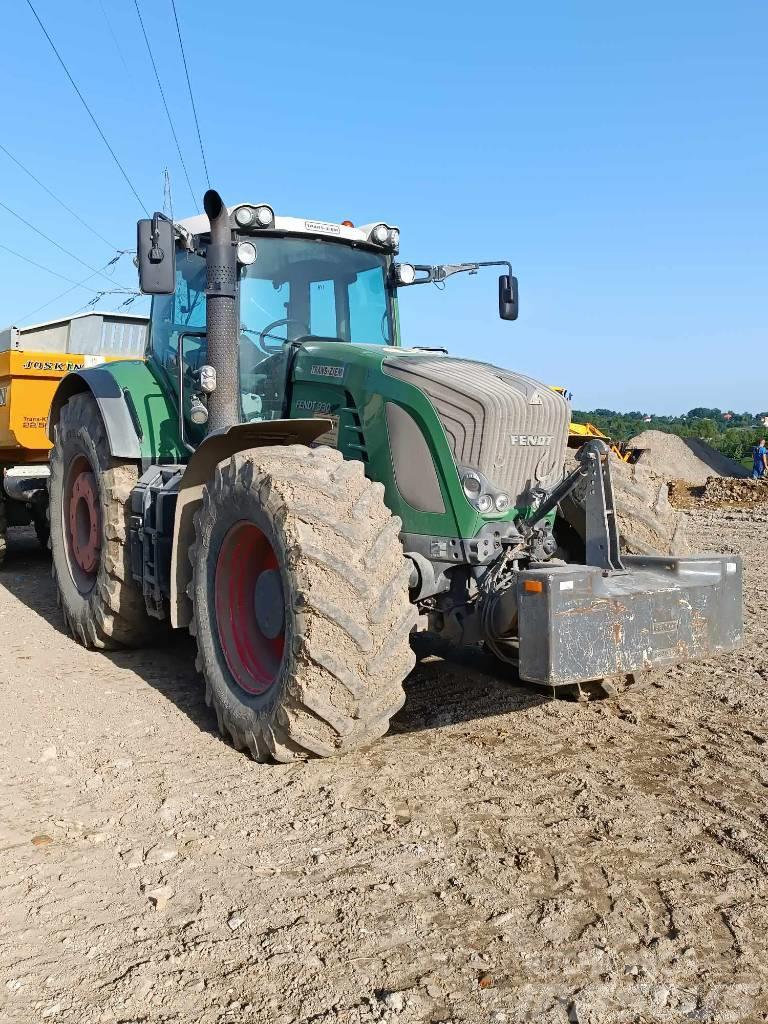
0, 512, 767, 1024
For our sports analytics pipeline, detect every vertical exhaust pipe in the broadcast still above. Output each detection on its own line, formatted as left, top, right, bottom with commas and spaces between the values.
204, 189, 240, 432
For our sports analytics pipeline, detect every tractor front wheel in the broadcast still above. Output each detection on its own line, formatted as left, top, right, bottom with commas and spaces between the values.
49, 393, 156, 649
190, 445, 417, 762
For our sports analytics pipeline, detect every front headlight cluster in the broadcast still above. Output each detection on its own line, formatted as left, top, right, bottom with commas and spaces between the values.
233, 204, 274, 230
368, 223, 400, 252
461, 470, 510, 516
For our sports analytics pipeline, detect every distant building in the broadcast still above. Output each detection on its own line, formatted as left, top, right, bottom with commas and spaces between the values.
643, 415, 652, 423
723, 412, 733, 421
762, 415, 768, 428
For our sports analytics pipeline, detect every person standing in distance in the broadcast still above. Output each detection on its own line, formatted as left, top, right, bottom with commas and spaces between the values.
753, 438, 768, 479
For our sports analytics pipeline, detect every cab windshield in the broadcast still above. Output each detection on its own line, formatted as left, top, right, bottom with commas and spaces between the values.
239, 236, 392, 347
150, 237, 393, 427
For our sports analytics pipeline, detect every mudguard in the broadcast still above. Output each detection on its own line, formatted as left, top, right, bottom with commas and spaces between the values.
47, 360, 186, 464
47, 367, 142, 459
170, 418, 332, 628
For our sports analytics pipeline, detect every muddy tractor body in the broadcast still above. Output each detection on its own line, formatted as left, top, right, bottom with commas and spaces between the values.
46, 191, 742, 760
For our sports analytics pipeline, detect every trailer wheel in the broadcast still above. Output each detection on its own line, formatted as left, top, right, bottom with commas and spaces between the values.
190, 445, 417, 762
49, 392, 155, 649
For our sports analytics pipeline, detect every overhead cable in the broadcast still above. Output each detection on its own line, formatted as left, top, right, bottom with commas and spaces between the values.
0, 243, 100, 288
0, 200, 133, 290
169, 0, 211, 190
0, 142, 117, 249
14, 257, 137, 324
133, 0, 199, 210
23, 0, 149, 216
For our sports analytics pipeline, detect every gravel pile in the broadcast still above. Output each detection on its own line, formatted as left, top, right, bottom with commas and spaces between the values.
700, 476, 768, 506
629, 429, 747, 484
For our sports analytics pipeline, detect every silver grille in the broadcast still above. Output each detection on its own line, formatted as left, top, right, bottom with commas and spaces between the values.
383, 355, 570, 505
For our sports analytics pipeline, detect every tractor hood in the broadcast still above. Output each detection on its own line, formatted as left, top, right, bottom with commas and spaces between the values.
382, 351, 570, 505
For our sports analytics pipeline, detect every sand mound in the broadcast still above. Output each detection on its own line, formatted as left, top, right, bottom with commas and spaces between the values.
629, 430, 748, 484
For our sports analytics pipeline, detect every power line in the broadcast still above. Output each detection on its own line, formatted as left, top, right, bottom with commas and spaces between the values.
169, 0, 211, 191
133, 0, 198, 211
14, 257, 138, 325
97, 0, 132, 78
74, 289, 141, 315
0, 200, 133, 290
0, 143, 117, 250
0, 243, 99, 288
23, 0, 149, 216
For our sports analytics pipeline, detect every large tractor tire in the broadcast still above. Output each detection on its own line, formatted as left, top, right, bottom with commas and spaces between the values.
558, 449, 688, 557
49, 393, 156, 649
33, 505, 49, 553
190, 445, 417, 762
0, 497, 6, 568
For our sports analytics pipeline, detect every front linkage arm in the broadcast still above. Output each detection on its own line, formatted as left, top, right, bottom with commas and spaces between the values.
521, 439, 625, 574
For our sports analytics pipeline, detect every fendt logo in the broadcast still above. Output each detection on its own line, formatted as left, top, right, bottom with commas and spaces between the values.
510, 434, 553, 446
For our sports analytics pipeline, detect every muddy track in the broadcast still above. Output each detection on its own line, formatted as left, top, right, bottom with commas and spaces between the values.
0, 509, 766, 1024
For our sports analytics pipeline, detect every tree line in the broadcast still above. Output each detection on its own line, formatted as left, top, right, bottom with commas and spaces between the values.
571, 407, 766, 467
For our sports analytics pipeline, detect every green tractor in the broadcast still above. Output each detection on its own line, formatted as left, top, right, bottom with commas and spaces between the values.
47, 191, 742, 761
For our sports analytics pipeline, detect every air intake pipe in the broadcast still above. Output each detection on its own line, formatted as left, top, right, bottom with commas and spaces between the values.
203, 189, 240, 432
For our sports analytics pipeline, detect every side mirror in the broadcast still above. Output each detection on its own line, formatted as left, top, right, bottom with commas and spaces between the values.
137, 214, 176, 294
498, 274, 518, 321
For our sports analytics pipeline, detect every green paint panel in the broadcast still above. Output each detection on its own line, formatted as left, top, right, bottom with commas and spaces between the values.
105, 360, 186, 462
292, 342, 526, 542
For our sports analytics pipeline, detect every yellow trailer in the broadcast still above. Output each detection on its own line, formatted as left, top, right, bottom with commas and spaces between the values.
0, 312, 148, 564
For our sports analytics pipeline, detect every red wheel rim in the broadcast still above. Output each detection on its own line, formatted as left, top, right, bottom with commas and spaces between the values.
214, 522, 286, 696
64, 455, 101, 590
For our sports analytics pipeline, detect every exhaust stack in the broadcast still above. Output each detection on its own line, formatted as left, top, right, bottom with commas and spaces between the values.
203, 190, 240, 432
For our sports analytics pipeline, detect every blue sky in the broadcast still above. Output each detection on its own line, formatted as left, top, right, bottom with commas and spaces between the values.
2, 1, 765, 413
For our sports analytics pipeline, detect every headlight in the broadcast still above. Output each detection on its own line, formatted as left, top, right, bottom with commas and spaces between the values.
371, 224, 389, 244
234, 206, 256, 227
462, 472, 482, 499
477, 494, 493, 513
388, 228, 400, 252
234, 205, 274, 229
189, 396, 209, 425
236, 241, 257, 265
393, 263, 416, 285
494, 492, 509, 512
199, 364, 217, 393
255, 205, 274, 227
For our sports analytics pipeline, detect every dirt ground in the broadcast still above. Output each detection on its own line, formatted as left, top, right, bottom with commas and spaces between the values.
1, 504, 766, 1024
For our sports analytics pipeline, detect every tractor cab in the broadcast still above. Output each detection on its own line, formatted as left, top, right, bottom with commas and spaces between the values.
138, 199, 518, 441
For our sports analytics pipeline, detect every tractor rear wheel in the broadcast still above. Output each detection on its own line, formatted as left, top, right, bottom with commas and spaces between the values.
33, 505, 49, 553
49, 393, 156, 649
0, 497, 6, 568
190, 445, 417, 762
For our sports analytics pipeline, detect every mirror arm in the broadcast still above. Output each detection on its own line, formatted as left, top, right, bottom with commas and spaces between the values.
149, 211, 174, 263
398, 260, 513, 286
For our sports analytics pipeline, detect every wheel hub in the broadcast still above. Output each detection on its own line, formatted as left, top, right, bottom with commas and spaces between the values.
253, 568, 284, 639
214, 522, 285, 696
68, 467, 101, 575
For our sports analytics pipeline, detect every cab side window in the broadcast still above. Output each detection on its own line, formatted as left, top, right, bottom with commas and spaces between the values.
150, 251, 207, 377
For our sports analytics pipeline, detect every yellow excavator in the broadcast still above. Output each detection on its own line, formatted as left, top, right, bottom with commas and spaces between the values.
551, 387, 645, 464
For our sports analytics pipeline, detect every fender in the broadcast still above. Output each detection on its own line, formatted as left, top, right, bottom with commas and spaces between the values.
47, 366, 142, 459
170, 418, 332, 628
